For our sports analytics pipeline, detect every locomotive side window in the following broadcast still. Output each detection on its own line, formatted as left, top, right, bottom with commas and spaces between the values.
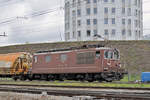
34, 56, 38, 63
45, 55, 51, 63
96, 51, 100, 59
60, 54, 67, 62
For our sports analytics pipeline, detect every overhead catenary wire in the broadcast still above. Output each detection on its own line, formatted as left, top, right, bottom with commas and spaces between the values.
0, 6, 63, 26
0, 0, 147, 26
0, 0, 148, 35
0, 0, 23, 8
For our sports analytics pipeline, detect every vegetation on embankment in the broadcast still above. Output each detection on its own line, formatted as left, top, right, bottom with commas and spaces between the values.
0, 80, 149, 88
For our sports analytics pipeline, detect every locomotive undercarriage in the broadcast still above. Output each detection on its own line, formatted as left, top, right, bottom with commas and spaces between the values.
11, 72, 124, 82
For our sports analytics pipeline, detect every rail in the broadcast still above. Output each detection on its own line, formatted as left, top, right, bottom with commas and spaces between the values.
0, 84, 150, 99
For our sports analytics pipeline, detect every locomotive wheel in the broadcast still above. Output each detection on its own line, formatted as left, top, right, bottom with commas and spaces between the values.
47, 75, 55, 81
28, 78, 33, 81
98, 79, 103, 83
12, 76, 18, 81
59, 75, 65, 81
20, 76, 27, 81
87, 79, 94, 82
105, 78, 112, 82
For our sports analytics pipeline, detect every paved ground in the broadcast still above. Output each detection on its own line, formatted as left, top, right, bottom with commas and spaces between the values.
0, 92, 73, 100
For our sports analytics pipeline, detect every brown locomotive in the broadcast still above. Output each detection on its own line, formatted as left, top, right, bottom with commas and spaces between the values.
30, 45, 126, 82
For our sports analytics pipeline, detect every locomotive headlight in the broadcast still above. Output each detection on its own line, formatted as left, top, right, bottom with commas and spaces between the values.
104, 67, 108, 71
119, 63, 122, 68
104, 68, 108, 70
107, 62, 111, 66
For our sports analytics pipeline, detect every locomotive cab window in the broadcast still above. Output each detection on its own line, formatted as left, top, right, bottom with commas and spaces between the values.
45, 55, 51, 63
60, 54, 67, 62
96, 51, 100, 59
34, 56, 38, 63
104, 51, 108, 58
114, 49, 119, 59
104, 51, 113, 59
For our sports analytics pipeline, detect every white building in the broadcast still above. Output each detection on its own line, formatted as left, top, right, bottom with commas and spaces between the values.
64, 0, 143, 41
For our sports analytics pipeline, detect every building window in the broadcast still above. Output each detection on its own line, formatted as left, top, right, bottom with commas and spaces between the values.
135, 9, 138, 16
112, 29, 116, 36
122, 0, 125, 4
93, 0, 97, 3
86, 8, 91, 15
135, 30, 138, 37
77, 20, 81, 26
78, 0, 81, 5
134, 0, 137, 6
77, 9, 81, 16
139, 30, 141, 38
45, 56, 51, 63
128, 30, 132, 36
87, 30, 91, 37
87, 19, 90, 25
72, 10, 76, 16
122, 29, 126, 36
60, 54, 67, 62
122, 19, 125, 25
65, 32, 70, 40
127, 8, 131, 16
93, 19, 97, 25
135, 20, 138, 27
104, 7, 108, 14
104, 29, 108, 35
73, 31, 76, 38
112, 18, 115, 24
94, 8, 97, 14
93, 29, 97, 35
128, 19, 131, 25
104, 0, 108, 3
78, 31, 81, 37
104, 18, 108, 24
122, 8, 125, 14
112, 8, 115, 14
72, 0, 76, 6
86, 0, 90, 4
138, 0, 140, 7
111, 0, 115, 3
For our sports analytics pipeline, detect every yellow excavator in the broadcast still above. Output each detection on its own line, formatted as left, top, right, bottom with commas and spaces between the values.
0, 52, 32, 80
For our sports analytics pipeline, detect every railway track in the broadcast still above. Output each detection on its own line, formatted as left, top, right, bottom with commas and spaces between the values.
0, 84, 150, 99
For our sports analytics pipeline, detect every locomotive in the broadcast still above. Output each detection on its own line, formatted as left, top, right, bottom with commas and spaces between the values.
0, 45, 126, 82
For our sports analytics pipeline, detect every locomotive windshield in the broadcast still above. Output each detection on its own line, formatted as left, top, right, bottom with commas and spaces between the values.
104, 49, 119, 59
114, 49, 120, 59
104, 51, 113, 59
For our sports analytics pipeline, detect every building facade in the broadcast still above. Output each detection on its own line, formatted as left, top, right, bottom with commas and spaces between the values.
64, 0, 143, 41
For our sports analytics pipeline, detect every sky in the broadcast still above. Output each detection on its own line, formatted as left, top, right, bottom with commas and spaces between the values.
0, 0, 150, 46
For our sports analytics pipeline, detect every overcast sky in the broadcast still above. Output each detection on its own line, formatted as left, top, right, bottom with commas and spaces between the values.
0, 0, 150, 46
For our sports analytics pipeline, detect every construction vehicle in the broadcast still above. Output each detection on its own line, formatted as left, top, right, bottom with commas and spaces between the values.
0, 52, 32, 80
